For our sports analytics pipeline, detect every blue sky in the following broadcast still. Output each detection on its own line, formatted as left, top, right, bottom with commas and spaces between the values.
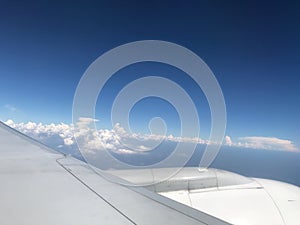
0, 0, 299, 148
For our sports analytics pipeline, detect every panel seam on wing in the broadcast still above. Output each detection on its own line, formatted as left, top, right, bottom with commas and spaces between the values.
55, 156, 138, 225
254, 179, 287, 225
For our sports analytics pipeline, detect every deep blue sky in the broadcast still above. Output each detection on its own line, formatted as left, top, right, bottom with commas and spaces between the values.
0, 1, 299, 146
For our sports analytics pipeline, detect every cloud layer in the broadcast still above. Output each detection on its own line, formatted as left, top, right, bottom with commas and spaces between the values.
4, 119, 299, 155
224, 135, 298, 152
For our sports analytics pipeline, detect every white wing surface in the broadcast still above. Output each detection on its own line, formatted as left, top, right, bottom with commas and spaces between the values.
0, 121, 230, 225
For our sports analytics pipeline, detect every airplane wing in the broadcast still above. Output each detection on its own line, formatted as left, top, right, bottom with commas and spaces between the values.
0, 121, 230, 225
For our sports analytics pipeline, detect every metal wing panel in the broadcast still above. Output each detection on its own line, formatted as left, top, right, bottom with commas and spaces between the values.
58, 157, 230, 225
0, 122, 230, 225
0, 122, 133, 225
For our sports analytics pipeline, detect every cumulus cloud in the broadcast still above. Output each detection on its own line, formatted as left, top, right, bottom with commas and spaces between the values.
224, 135, 233, 146
72, 117, 210, 155
4, 119, 79, 156
224, 135, 299, 152
3, 119, 299, 156
239, 136, 298, 151
7, 120, 73, 141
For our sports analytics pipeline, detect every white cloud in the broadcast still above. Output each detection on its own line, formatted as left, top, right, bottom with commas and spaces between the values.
4, 119, 77, 154
5, 119, 14, 126
239, 136, 298, 152
3, 119, 299, 155
225, 135, 233, 146
76, 117, 99, 128
63, 137, 74, 145
224, 135, 299, 152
